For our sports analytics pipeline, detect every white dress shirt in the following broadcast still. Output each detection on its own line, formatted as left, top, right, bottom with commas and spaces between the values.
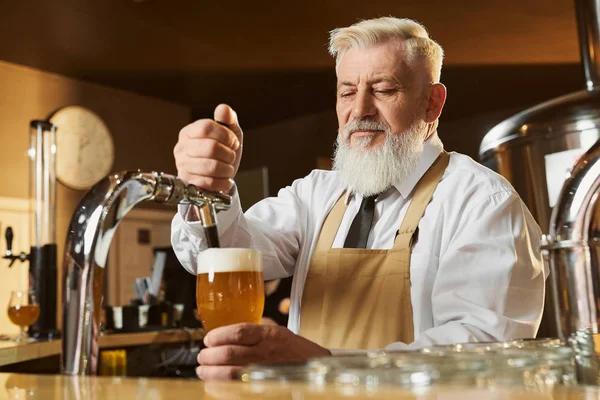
171, 132, 547, 350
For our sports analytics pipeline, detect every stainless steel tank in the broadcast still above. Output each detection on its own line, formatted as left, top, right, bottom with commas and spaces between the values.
478, 0, 600, 338
479, 91, 600, 233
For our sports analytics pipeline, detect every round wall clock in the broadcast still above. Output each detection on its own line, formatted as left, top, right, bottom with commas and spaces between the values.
49, 106, 115, 190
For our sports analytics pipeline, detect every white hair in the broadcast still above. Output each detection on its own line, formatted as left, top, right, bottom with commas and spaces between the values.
329, 17, 444, 83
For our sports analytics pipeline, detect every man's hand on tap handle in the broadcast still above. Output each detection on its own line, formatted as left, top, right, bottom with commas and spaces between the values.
174, 104, 243, 192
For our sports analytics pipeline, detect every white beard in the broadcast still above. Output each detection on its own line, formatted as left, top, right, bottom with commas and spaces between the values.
333, 119, 426, 196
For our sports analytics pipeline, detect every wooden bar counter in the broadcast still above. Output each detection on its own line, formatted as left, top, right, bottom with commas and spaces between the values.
0, 373, 598, 399
1, 331, 599, 399
0, 329, 205, 367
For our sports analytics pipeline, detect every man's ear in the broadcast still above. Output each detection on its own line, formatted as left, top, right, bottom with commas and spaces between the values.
425, 83, 447, 123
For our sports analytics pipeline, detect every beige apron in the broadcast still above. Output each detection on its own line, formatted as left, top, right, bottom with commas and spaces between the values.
299, 151, 450, 349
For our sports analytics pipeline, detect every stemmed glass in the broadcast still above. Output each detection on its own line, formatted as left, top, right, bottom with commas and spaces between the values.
7, 290, 40, 342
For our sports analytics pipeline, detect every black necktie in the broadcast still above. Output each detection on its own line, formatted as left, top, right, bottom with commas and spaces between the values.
344, 194, 378, 248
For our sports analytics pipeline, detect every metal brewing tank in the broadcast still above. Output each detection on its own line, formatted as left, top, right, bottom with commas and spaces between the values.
478, 0, 600, 338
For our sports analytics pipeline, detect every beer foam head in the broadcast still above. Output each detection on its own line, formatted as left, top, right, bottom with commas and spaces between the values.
196, 248, 263, 274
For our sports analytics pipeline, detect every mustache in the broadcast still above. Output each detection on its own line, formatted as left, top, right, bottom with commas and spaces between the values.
343, 119, 390, 137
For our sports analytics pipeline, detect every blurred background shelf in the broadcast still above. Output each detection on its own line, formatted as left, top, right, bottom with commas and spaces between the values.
0, 328, 204, 368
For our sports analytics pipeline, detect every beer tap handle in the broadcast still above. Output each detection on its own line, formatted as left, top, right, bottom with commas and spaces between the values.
5, 226, 13, 256
4, 226, 17, 267
3, 227, 28, 267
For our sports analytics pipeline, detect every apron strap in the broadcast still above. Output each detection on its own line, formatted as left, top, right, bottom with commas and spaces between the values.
314, 191, 348, 252
394, 151, 450, 250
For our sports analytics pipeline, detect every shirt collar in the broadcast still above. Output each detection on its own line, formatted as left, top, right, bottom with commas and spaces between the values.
344, 131, 444, 204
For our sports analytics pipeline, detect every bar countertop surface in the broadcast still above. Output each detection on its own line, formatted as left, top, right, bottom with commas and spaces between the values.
0, 329, 205, 367
0, 373, 599, 399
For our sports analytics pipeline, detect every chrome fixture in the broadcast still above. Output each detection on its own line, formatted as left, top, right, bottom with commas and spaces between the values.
542, 140, 600, 385
61, 171, 230, 375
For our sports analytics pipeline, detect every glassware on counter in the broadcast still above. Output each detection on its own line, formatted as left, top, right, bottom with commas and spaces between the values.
240, 362, 322, 383
238, 339, 576, 393
6, 290, 39, 343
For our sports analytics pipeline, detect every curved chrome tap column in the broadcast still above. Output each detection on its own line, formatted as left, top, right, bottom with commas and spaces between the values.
543, 141, 600, 384
61, 171, 230, 375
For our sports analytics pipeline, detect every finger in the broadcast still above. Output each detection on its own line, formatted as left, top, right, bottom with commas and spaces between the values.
180, 119, 240, 150
196, 365, 243, 381
180, 158, 235, 179
184, 139, 236, 164
214, 104, 243, 145
179, 176, 233, 192
204, 323, 264, 347
198, 345, 259, 366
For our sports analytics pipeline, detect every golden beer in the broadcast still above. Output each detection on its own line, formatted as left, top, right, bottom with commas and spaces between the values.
196, 248, 264, 332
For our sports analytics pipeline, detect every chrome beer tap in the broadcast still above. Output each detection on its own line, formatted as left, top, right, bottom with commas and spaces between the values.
61, 171, 230, 375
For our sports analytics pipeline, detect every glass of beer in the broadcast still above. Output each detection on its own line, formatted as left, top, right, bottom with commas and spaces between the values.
7, 290, 40, 342
196, 248, 264, 332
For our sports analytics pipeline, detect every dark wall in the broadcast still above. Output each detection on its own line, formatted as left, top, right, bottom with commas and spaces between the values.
239, 111, 338, 196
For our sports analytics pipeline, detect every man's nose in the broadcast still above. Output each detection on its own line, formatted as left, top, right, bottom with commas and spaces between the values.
352, 91, 377, 120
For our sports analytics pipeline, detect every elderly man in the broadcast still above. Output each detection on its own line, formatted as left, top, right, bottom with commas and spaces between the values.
171, 17, 546, 380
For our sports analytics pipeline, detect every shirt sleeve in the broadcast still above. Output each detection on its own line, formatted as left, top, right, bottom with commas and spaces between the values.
171, 180, 309, 280
385, 190, 547, 351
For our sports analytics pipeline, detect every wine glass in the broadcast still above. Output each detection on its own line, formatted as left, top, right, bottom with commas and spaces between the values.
7, 290, 40, 343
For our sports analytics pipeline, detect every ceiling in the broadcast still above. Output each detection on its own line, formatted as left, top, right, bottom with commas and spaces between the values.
0, 0, 582, 127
